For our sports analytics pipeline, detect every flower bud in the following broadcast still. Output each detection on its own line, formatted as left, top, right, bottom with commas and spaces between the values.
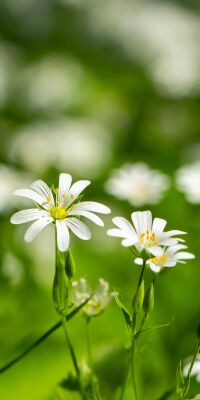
143, 283, 154, 315
132, 280, 144, 313
65, 251, 76, 280
53, 250, 71, 314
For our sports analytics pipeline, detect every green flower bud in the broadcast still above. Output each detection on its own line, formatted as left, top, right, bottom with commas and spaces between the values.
53, 250, 71, 314
65, 251, 76, 280
143, 283, 154, 315
132, 280, 144, 313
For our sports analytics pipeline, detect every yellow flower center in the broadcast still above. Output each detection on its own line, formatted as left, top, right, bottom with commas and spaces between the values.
51, 206, 68, 220
150, 254, 167, 266
139, 230, 159, 247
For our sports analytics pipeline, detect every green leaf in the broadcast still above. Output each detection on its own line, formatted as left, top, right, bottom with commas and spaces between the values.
115, 296, 132, 334
60, 373, 79, 392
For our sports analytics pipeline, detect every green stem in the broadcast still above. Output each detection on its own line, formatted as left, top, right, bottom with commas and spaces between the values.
61, 315, 80, 378
86, 319, 93, 371
183, 340, 200, 398
131, 338, 138, 400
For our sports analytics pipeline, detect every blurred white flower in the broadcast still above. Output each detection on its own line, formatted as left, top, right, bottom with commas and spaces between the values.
1, 252, 24, 285
184, 355, 200, 383
176, 162, 200, 204
11, 173, 110, 252
72, 277, 116, 317
19, 56, 84, 112
134, 244, 195, 273
0, 164, 31, 213
107, 210, 186, 256
105, 163, 170, 206
10, 118, 112, 177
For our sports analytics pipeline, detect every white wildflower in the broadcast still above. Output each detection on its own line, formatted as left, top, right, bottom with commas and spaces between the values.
176, 161, 200, 204
105, 163, 170, 206
10, 173, 110, 252
184, 355, 200, 383
72, 277, 116, 317
107, 210, 186, 256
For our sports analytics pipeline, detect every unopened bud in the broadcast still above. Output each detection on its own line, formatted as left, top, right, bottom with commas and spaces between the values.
65, 251, 76, 280
143, 283, 154, 315
132, 280, 144, 313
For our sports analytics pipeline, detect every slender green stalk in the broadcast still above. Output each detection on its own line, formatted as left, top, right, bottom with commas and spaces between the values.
86, 319, 93, 371
182, 340, 200, 399
131, 338, 139, 400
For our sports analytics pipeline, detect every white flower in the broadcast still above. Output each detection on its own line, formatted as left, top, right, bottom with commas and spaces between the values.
107, 210, 186, 256
105, 163, 170, 206
134, 244, 195, 273
72, 277, 116, 317
176, 161, 200, 204
10, 173, 110, 252
184, 355, 200, 383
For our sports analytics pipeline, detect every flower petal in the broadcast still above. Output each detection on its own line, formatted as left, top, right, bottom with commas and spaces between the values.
152, 218, 167, 234
148, 246, 163, 256
24, 217, 53, 243
131, 211, 152, 235
10, 209, 49, 224
107, 228, 127, 238
58, 173, 72, 205
56, 220, 70, 252
72, 201, 111, 214
13, 189, 46, 207
134, 258, 143, 266
66, 180, 91, 207
31, 180, 54, 206
175, 251, 195, 260
65, 217, 91, 240
122, 238, 137, 247
68, 209, 104, 226
112, 217, 137, 240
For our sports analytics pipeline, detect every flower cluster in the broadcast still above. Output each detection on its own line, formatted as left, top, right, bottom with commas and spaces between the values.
72, 278, 116, 317
10, 173, 110, 252
107, 210, 194, 272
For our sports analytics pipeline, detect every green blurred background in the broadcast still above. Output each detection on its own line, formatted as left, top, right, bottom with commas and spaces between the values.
0, 0, 200, 399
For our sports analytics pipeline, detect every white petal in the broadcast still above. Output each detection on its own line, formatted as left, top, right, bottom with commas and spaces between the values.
58, 173, 72, 204
31, 180, 54, 206
121, 238, 137, 247
112, 217, 138, 240
134, 258, 143, 265
71, 201, 110, 214
166, 244, 188, 256
24, 217, 53, 242
107, 228, 127, 238
68, 209, 104, 226
13, 189, 46, 207
66, 180, 91, 207
175, 251, 195, 260
160, 238, 180, 246
10, 209, 49, 224
65, 217, 91, 240
149, 263, 161, 273
131, 211, 152, 235
148, 246, 163, 256
152, 218, 167, 234
56, 220, 70, 252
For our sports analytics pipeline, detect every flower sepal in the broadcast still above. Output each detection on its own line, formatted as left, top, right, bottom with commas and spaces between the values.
53, 249, 71, 315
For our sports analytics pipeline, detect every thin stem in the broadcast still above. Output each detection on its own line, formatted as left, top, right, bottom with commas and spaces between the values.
131, 338, 138, 400
61, 315, 80, 378
86, 319, 93, 371
183, 340, 200, 398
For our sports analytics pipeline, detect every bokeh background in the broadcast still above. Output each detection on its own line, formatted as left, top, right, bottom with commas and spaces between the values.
0, 0, 200, 399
